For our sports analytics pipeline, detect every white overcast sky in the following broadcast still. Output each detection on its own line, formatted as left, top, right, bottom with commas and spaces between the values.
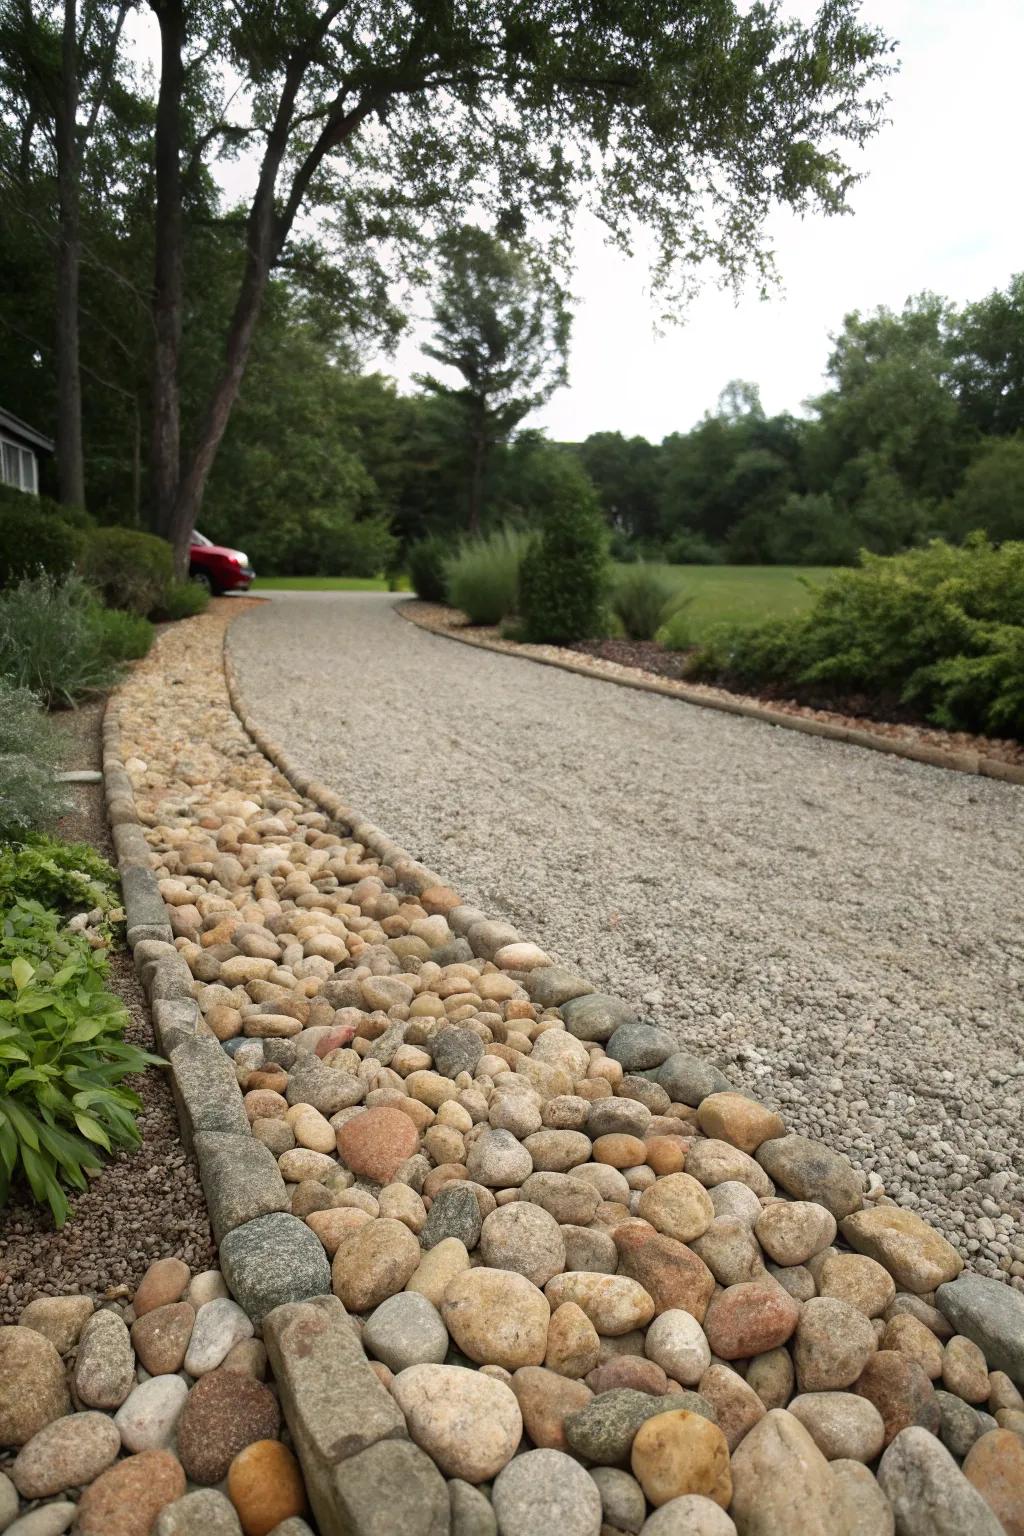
130, 0, 1024, 443
374, 0, 1024, 441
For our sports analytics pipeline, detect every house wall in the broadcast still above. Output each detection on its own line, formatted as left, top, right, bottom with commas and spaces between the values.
0, 431, 39, 494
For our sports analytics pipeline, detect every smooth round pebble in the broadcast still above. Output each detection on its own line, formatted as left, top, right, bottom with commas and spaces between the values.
492, 1448, 602, 1536
361, 1293, 449, 1372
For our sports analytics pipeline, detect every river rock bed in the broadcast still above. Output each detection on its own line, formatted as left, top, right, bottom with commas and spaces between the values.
7, 610, 1022, 1536
0, 1256, 312, 1536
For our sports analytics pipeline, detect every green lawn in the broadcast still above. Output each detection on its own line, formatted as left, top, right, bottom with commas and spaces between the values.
253, 575, 408, 591
643, 564, 838, 641
255, 564, 837, 639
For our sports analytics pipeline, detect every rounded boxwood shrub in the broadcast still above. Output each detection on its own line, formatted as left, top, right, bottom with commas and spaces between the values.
517, 457, 611, 643
407, 535, 451, 602
0, 488, 82, 587
81, 526, 174, 614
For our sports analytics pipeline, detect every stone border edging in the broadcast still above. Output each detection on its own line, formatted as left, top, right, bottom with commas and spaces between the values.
102, 673, 466, 1536
398, 600, 1024, 786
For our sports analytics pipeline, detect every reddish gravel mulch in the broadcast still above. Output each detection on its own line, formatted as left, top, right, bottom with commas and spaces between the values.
0, 697, 215, 1324
570, 637, 698, 682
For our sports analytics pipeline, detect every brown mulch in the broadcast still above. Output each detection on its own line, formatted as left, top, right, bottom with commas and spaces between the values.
405, 601, 1024, 771
0, 694, 215, 1324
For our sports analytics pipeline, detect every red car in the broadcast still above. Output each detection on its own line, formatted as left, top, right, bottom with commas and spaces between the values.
188, 531, 255, 593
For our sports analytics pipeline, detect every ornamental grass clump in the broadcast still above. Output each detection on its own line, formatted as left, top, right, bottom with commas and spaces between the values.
0, 678, 69, 840
0, 573, 152, 707
0, 899, 160, 1225
612, 563, 692, 641
444, 526, 534, 625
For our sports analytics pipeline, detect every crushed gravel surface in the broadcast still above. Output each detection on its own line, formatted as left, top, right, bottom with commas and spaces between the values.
0, 697, 215, 1323
228, 591, 1024, 1283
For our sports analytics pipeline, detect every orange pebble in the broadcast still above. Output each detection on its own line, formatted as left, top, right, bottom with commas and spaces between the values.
645, 1136, 689, 1175
227, 1440, 308, 1536
593, 1133, 648, 1169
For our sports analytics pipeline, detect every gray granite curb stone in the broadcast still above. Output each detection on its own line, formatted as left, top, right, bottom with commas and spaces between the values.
193, 1132, 290, 1244
101, 696, 332, 1333
262, 1296, 409, 1536
218, 1212, 332, 1323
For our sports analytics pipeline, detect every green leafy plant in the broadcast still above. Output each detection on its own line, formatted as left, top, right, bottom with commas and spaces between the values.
407, 536, 451, 603
81, 527, 174, 615
518, 456, 611, 643
0, 489, 82, 588
0, 837, 119, 919
0, 574, 120, 706
0, 678, 69, 839
612, 563, 691, 641
444, 526, 534, 625
152, 580, 210, 621
0, 899, 160, 1225
693, 535, 1024, 735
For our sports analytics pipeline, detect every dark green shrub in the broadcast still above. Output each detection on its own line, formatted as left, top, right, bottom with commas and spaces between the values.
0, 680, 69, 840
949, 437, 1024, 544
612, 563, 689, 641
0, 898, 159, 1225
88, 607, 154, 663
0, 575, 119, 707
518, 458, 611, 643
693, 536, 1024, 735
444, 527, 533, 625
0, 490, 82, 588
243, 508, 396, 577
728, 493, 861, 566
661, 529, 723, 565
152, 580, 210, 621
81, 527, 173, 614
407, 536, 451, 602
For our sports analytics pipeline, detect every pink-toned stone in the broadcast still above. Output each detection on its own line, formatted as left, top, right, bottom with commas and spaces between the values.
133, 1257, 191, 1317
702, 1282, 801, 1361
74, 1448, 186, 1535
335, 1106, 418, 1183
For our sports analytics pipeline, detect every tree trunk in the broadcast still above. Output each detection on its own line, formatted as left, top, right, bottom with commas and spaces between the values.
468, 408, 488, 533
167, 247, 272, 573
55, 0, 85, 509
149, 0, 184, 543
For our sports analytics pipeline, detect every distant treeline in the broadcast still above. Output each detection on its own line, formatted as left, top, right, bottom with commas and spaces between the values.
569, 278, 1024, 565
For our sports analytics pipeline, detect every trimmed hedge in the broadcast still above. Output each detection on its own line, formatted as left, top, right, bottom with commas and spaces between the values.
518, 457, 611, 643
407, 536, 451, 603
80, 527, 174, 614
0, 491, 81, 587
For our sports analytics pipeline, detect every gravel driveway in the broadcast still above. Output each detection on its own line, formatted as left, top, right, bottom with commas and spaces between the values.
230, 592, 1024, 1281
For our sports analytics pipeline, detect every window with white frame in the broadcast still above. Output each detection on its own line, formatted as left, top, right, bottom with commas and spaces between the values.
0, 435, 38, 494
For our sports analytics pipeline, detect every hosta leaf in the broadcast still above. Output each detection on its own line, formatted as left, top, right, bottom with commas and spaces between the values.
1, 1098, 40, 1150
11, 957, 34, 990
72, 1112, 112, 1150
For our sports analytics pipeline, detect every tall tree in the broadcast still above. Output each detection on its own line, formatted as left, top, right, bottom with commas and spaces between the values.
950, 273, 1024, 439
416, 226, 569, 531
145, 0, 894, 571
0, 0, 132, 509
